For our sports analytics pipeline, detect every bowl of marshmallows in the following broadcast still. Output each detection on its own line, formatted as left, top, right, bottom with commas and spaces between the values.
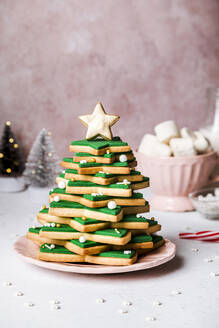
136, 120, 217, 212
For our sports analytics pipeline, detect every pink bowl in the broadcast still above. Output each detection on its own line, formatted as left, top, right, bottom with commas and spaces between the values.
136, 151, 217, 212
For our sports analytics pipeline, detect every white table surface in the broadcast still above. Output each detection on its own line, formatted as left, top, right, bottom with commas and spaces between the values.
0, 187, 218, 328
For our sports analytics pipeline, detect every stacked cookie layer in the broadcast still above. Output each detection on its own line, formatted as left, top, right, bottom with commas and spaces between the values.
27, 137, 165, 266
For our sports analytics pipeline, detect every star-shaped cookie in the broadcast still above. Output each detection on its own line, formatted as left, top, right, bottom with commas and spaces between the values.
79, 102, 120, 140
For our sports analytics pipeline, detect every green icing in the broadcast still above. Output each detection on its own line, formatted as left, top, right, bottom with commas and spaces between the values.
92, 228, 127, 238
67, 180, 130, 189
40, 244, 75, 254
65, 169, 115, 178
41, 224, 78, 233
71, 137, 128, 150
59, 173, 66, 178
63, 158, 131, 168
152, 235, 164, 243
121, 215, 148, 223
50, 200, 121, 215
39, 208, 49, 214
147, 219, 158, 226
73, 217, 101, 225
131, 234, 153, 243
50, 188, 67, 195
29, 227, 41, 234
75, 152, 114, 159
97, 250, 135, 259
130, 170, 141, 176
70, 239, 101, 248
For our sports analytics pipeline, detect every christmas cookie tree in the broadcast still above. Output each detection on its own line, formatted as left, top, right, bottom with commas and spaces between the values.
26, 103, 165, 266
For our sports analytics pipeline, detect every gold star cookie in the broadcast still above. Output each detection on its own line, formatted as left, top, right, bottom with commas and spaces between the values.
79, 102, 120, 140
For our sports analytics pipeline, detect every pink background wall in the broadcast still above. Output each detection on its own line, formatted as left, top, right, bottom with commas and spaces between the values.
1, 0, 219, 158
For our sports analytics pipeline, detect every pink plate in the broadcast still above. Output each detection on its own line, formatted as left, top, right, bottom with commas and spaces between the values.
14, 236, 176, 275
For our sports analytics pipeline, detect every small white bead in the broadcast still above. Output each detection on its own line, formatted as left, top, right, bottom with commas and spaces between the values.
50, 300, 60, 305
44, 223, 50, 227
124, 250, 132, 255
79, 236, 86, 243
122, 301, 132, 306
107, 201, 117, 210
171, 290, 182, 295
210, 272, 219, 277
62, 170, 65, 174
54, 195, 60, 202
96, 298, 105, 303
98, 191, 103, 196
24, 302, 35, 308
204, 258, 213, 262
58, 181, 66, 189
15, 291, 24, 297
3, 281, 12, 287
80, 160, 87, 164
50, 244, 55, 249
145, 317, 156, 321
51, 223, 56, 228
91, 193, 98, 196
119, 154, 128, 162
153, 300, 162, 306
118, 309, 128, 314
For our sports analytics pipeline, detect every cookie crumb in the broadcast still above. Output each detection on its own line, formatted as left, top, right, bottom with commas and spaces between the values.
145, 316, 156, 321
96, 298, 105, 303
3, 281, 12, 287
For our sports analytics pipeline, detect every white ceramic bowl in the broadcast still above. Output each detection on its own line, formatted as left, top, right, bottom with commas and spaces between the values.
189, 187, 219, 219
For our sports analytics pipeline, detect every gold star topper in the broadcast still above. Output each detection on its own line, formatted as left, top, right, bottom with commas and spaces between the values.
79, 102, 120, 140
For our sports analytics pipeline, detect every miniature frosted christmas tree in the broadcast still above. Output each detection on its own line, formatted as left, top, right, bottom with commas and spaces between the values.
0, 121, 24, 176
26, 103, 165, 266
23, 129, 60, 187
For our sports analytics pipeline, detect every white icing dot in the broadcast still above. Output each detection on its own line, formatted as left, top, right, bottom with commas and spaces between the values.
119, 154, 128, 162
96, 298, 105, 303
54, 195, 60, 202
204, 258, 213, 262
145, 317, 156, 321
98, 171, 105, 174
118, 309, 128, 314
91, 193, 98, 196
50, 244, 55, 249
153, 300, 162, 306
3, 281, 12, 287
171, 290, 182, 295
98, 191, 103, 196
24, 302, 35, 308
191, 248, 199, 252
62, 170, 65, 174
122, 301, 132, 306
58, 181, 66, 189
51, 223, 56, 228
44, 223, 50, 227
107, 201, 117, 210
15, 291, 24, 297
80, 160, 87, 164
79, 236, 86, 243
124, 250, 132, 254
123, 179, 130, 184
210, 272, 219, 277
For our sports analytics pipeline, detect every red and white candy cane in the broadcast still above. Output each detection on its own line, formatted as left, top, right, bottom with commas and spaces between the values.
179, 231, 219, 242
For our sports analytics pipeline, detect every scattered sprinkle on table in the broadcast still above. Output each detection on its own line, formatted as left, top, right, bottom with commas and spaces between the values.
191, 248, 199, 252
145, 317, 156, 321
118, 309, 128, 314
122, 301, 132, 306
24, 302, 35, 308
96, 298, 105, 303
3, 281, 12, 287
153, 300, 162, 306
204, 258, 213, 262
209, 272, 219, 277
15, 291, 24, 296
171, 290, 182, 295
50, 300, 60, 305
51, 304, 61, 310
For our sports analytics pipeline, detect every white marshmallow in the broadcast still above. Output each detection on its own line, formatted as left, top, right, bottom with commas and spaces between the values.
180, 127, 195, 141
170, 138, 196, 157
138, 134, 171, 157
193, 131, 210, 153
154, 120, 179, 144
